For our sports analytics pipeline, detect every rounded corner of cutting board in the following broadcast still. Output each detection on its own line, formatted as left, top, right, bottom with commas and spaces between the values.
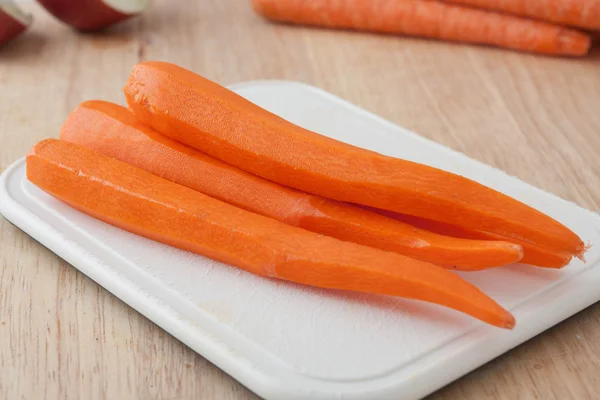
0, 157, 26, 219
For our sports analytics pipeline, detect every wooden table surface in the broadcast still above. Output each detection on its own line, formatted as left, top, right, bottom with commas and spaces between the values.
2, 1, 600, 399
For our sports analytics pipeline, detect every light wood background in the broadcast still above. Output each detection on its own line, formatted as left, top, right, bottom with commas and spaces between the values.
2, 1, 600, 399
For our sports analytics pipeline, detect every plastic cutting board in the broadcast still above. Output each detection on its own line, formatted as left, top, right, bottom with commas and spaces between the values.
1, 81, 600, 400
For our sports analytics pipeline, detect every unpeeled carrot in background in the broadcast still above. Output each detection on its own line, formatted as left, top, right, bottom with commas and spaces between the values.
60, 100, 523, 271
251, 0, 591, 56
124, 61, 586, 258
443, 0, 600, 31
27, 139, 516, 328
371, 209, 574, 269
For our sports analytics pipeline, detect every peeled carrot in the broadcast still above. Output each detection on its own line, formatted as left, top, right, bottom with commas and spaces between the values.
442, 0, 600, 31
374, 210, 573, 269
60, 100, 523, 271
251, 0, 591, 56
27, 139, 515, 328
124, 61, 585, 258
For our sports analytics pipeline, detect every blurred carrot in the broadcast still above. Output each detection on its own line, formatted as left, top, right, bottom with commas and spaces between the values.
252, 0, 591, 56
442, 0, 600, 31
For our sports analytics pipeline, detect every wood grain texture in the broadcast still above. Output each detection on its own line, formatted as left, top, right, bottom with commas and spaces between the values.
1, 1, 599, 399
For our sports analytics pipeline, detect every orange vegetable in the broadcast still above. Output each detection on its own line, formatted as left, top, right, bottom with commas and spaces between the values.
124, 61, 585, 258
27, 139, 516, 328
60, 100, 524, 271
442, 0, 600, 31
374, 210, 573, 269
251, 0, 591, 56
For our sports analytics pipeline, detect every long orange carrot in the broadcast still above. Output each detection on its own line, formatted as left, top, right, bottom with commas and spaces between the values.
60, 100, 523, 271
442, 0, 600, 31
124, 61, 586, 257
372, 210, 573, 269
251, 0, 591, 56
27, 139, 515, 328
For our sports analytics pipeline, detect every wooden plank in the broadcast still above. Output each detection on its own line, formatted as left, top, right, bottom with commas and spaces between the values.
1, 1, 599, 399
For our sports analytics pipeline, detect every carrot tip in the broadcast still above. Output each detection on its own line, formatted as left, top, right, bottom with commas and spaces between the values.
502, 313, 516, 330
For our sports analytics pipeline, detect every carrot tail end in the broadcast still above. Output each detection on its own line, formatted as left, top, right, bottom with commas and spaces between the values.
576, 242, 593, 263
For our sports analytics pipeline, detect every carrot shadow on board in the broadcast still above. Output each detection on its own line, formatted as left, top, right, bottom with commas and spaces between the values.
502, 263, 565, 282
268, 277, 473, 330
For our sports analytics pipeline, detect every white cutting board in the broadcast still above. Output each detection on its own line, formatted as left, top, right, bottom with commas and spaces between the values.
1, 81, 600, 400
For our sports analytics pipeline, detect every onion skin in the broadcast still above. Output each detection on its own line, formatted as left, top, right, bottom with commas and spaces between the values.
0, 6, 30, 47
36, 0, 141, 31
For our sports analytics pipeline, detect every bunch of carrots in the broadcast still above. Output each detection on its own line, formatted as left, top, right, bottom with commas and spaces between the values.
251, 0, 599, 56
27, 61, 587, 330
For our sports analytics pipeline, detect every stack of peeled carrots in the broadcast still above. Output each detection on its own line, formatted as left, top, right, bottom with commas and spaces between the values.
26, 61, 588, 330
251, 0, 599, 56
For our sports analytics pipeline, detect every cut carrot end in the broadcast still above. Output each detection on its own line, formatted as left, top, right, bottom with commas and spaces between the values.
558, 30, 591, 56
513, 244, 525, 263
